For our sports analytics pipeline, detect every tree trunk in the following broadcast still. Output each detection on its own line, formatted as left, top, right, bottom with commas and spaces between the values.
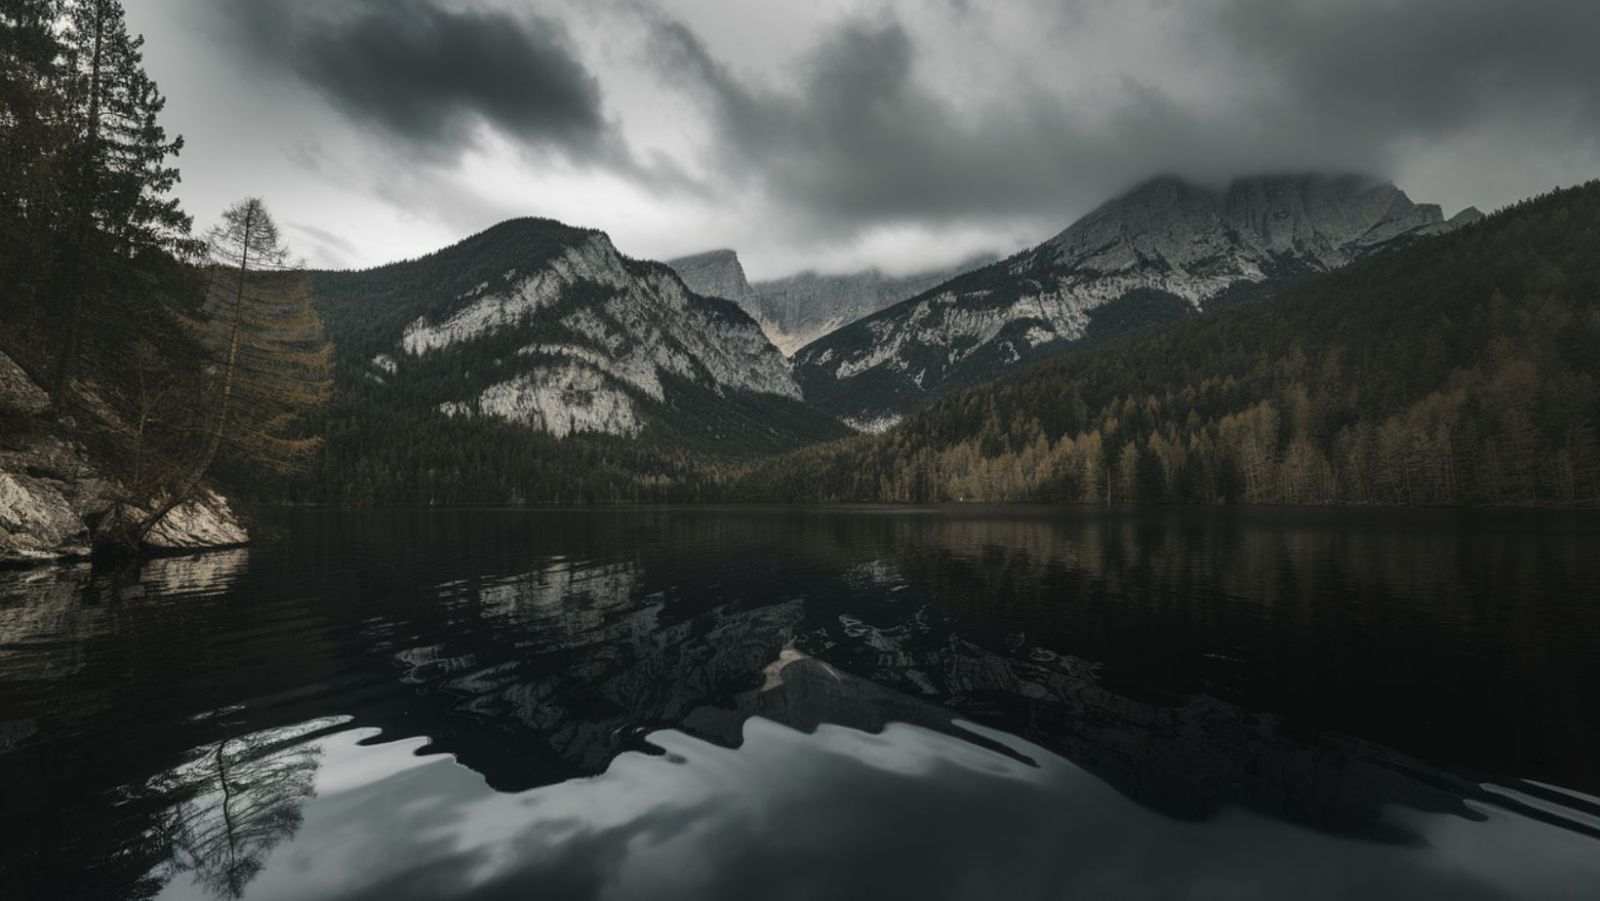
137, 209, 253, 541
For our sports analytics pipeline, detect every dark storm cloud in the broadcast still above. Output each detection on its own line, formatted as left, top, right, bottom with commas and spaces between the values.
301, 1, 606, 156
185, 0, 1600, 266
1215, 0, 1600, 131
652, 0, 1600, 232
221, 0, 617, 164
652, 16, 1142, 226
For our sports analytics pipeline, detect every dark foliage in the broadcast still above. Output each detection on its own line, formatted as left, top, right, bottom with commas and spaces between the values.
295, 220, 849, 503
738, 182, 1600, 507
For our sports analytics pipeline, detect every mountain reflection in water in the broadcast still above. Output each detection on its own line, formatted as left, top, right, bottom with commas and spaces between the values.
1, 506, 1597, 899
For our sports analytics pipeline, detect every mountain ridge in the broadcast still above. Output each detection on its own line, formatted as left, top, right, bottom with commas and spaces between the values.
792, 173, 1483, 429
735, 180, 1600, 506
667, 249, 997, 355
304, 218, 849, 502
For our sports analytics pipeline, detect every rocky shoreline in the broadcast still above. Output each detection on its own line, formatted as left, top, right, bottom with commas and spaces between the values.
0, 352, 248, 567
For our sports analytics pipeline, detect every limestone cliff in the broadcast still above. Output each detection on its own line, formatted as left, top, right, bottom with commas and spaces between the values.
0, 352, 247, 566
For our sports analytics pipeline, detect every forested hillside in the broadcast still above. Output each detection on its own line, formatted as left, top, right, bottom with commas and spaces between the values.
792, 175, 1479, 428
298, 219, 849, 504
1, 1, 328, 557
735, 182, 1600, 507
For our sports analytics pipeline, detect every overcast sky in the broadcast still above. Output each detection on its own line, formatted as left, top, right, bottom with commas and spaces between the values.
126, 0, 1600, 279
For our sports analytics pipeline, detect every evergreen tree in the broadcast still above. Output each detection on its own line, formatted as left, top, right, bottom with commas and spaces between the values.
732, 182, 1600, 509
45, 0, 195, 394
0, 0, 69, 311
136, 199, 331, 541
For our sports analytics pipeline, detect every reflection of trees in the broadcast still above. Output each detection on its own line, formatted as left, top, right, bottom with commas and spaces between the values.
144, 721, 326, 899
9, 507, 1595, 899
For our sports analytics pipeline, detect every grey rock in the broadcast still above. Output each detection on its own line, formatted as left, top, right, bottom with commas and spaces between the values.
669, 250, 995, 355
664, 249, 757, 304
0, 354, 49, 418
144, 490, 249, 550
753, 256, 997, 354
1048, 173, 1454, 275
0, 472, 91, 563
0, 351, 248, 565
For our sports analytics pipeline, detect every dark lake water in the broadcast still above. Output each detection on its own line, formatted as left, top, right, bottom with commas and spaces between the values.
2, 506, 1599, 899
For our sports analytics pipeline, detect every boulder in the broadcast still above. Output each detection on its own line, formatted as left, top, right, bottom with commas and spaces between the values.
0, 353, 50, 418
0, 472, 91, 564
0, 350, 248, 564
144, 490, 249, 550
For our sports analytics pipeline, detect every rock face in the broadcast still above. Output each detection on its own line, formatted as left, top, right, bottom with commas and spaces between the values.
0, 473, 90, 562
143, 490, 249, 550
668, 250, 995, 355
0, 352, 248, 566
0, 353, 50, 418
753, 257, 998, 355
321, 219, 846, 449
794, 173, 1483, 428
664, 249, 757, 306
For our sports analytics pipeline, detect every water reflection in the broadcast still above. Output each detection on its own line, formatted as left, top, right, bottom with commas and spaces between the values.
141, 710, 1600, 900
1, 506, 1597, 899
145, 719, 333, 898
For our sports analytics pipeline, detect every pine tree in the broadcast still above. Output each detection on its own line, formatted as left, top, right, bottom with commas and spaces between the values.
46, 0, 195, 395
136, 199, 331, 541
0, 0, 70, 311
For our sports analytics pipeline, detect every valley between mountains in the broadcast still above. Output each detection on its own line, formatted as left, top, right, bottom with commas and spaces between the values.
288, 172, 1600, 508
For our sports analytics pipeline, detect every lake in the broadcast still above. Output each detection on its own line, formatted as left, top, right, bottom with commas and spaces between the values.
2, 506, 1598, 899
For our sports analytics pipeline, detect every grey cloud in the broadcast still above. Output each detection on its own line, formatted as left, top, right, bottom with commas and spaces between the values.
189, 0, 1600, 270
654, 17, 1111, 226
1213, 0, 1600, 143
652, 14, 1333, 236
286, 221, 359, 269
653, 0, 1600, 238
303, 1, 605, 155
223, 0, 616, 164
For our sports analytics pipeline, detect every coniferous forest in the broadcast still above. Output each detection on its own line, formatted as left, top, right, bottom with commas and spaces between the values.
4, 0, 1599, 519
7, 4, 1600, 897
735, 184, 1600, 506
1, 1, 329, 554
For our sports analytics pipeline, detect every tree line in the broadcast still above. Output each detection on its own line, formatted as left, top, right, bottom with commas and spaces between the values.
732, 182, 1600, 507
9, 2, 1595, 516
1, 1, 329, 552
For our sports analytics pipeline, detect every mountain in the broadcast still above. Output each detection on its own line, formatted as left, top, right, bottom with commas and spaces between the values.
663, 249, 758, 308
305, 218, 849, 503
668, 250, 995, 355
735, 181, 1600, 508
793, 174, 1483, 430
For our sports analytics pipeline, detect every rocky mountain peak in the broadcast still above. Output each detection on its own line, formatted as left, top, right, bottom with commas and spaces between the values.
796, 171, 1481, 427
320, 222, 823, 445
666, 248, 756, 302
1050, 173, 1452, 274
671, 249, 998, 355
